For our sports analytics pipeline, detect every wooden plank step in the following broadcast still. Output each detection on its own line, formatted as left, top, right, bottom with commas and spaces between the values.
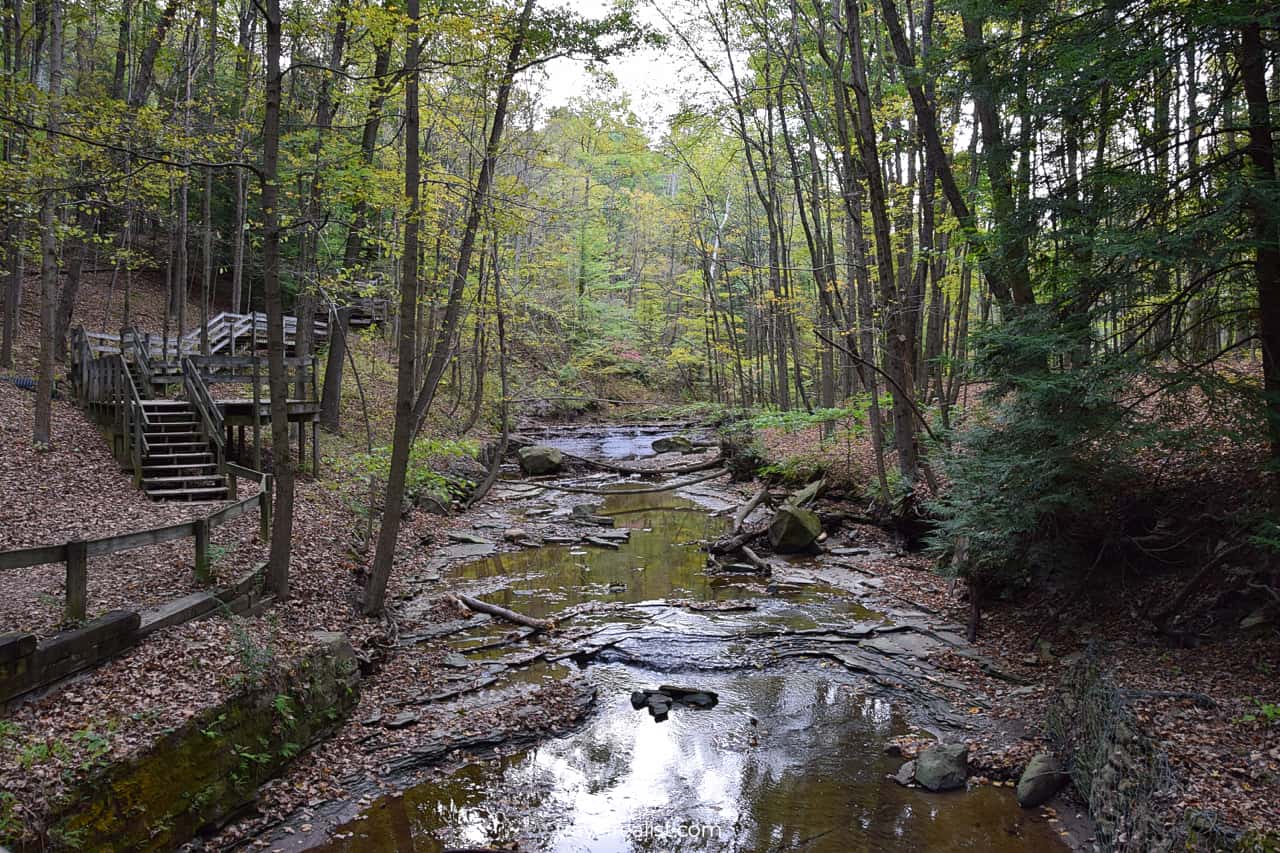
142, 464, 219, 473
146, 452, 215, 462
145, 486, 228, 500
142, 475, 226, 486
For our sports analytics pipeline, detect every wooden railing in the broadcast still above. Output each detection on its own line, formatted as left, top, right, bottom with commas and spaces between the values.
0, 466, 272, 621
74, 311, 334, 369
121, 327, 154, 397
183, 355, 226, 472
120, 357, 150, 485
78, 350, 150, 482
188, 353, 320, 399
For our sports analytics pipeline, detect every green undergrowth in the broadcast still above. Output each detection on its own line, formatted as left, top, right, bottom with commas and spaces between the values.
330, 437, 480, 518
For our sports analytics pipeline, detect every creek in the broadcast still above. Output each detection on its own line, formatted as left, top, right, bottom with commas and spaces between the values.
307, 425, 1071, 852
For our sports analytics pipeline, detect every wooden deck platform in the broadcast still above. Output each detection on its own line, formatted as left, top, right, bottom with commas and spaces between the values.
219, 399, 320, 425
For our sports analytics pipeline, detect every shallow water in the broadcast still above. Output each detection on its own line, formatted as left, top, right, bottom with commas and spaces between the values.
311, 433, 1071, 852
525, 424, 688, 460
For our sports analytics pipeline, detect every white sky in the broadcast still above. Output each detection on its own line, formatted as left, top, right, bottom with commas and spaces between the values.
534, 0, 698, 136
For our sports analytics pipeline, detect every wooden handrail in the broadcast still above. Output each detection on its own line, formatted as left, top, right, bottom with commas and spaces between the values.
122, 327, 154, 393
182, 357, 226, 472
116, 353, 150, 483
189, 354, 316, 370
0, 465, 273, 620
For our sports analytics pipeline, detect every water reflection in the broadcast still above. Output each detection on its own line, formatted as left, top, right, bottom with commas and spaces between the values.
310, 462, 1069, 852
316, 661, 1066, 852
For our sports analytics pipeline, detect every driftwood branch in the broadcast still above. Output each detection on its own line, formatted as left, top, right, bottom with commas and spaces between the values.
710, 525, 767, 555
450, 593, 553, 632
739, 545, 772, 574
732, 486, 770, 534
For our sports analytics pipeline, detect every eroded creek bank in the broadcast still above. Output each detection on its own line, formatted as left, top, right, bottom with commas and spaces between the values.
263, 424, 1080, 852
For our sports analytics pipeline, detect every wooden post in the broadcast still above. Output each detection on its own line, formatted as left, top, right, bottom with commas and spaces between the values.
194, 518, 211, 585
252, 355, 262, 471
311, 419, 319, 476
66, 540, 87, 622
259, 474, 273, 542
228, 469, 239, 500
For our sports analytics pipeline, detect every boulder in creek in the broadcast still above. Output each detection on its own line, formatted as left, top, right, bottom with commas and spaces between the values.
518, 445, 564, 476
913, 743, 969, 791
646, 694, 673, 721
629, 686, 720, 718
1016, 753, 1069, 807
893, 760, 917, 788
658, 685, 720, 709
652, 435, 695, 454
767, 505, 822, 553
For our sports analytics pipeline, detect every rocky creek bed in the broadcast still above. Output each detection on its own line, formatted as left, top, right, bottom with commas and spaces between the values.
245, 425, 1088, 853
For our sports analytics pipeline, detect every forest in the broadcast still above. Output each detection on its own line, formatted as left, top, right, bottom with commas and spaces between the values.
0, 0, 1277, 850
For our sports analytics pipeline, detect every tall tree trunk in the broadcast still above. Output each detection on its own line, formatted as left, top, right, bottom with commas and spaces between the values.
363, 0, 421, 617
343, 37, 392, 271
200, 0, 217, 354
958, 7, 1032, 306
408, 0, 536, 435
848, 0, 917, 484
320, 306, 353, 431
110, 0, 130, 100
1239, 15, 1280, 467
54, 208, 96, 360
34, 0, 61, 447
261, 0, 291, 598
128, 0, 178, 108
2, 221, 23, 368
879, 0, 1032, 309
229, 2, 255, 314
296, 0, 349, 373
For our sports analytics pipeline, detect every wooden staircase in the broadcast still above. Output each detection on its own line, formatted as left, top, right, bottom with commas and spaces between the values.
138, 400, 229, 501
125, 359, 151, 400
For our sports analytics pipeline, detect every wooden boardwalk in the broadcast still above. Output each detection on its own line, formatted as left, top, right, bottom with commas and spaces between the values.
70, 309, 334, 501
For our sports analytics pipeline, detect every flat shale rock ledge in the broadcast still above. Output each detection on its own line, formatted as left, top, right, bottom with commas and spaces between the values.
40, 632, 360, 853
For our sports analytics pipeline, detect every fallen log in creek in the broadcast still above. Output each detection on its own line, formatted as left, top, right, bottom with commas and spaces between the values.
731, 485, 771, 534
449, 593, 555, 632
